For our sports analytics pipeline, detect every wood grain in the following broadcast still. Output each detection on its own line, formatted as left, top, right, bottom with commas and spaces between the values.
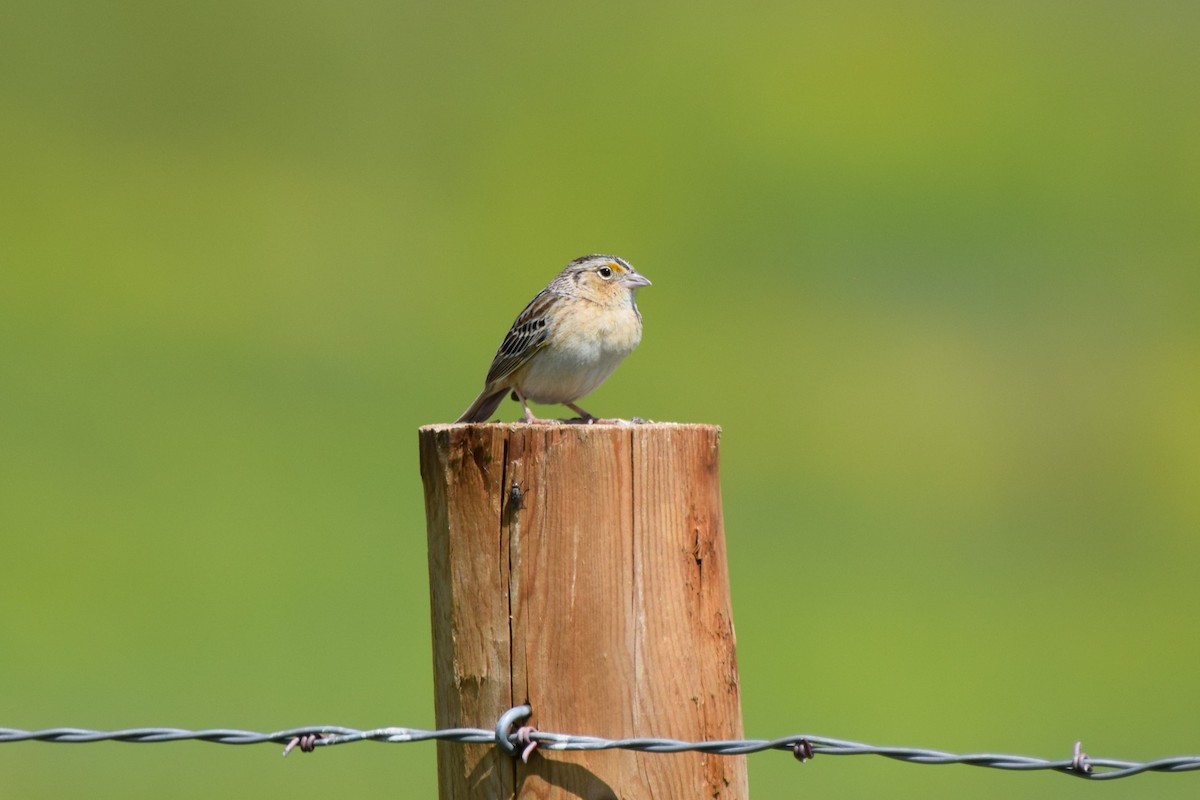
420, 423, 746, 799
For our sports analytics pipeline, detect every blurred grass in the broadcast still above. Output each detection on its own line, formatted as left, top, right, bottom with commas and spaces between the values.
2, 1, 1199, 797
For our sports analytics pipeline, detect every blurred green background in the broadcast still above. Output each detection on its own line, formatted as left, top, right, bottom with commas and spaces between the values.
2, 1, 1198, 797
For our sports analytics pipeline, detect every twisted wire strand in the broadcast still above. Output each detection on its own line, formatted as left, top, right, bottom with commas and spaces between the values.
4, 712, 1199, 780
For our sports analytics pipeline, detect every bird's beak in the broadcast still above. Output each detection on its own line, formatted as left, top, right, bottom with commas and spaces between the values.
623, 272, 652, 289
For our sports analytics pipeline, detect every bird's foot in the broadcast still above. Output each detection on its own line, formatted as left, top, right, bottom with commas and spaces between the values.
563, 403, 599, 424
523, 410, 562, 425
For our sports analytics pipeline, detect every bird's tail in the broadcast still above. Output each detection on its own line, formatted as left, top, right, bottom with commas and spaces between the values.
456, 386, 509, 423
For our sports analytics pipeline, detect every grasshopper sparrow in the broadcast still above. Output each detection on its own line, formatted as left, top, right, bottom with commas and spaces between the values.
456, 255, 651, 424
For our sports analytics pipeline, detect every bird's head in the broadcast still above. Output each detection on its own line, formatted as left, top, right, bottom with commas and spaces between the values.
561, 255, 651, 301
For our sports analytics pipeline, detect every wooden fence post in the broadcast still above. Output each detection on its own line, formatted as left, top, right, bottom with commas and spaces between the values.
419, 423, 746, 799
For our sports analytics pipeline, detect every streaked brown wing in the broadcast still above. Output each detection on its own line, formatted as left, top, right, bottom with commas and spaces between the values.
483, 289, 557, 385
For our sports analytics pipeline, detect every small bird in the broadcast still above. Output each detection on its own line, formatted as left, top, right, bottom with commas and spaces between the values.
456, 255, 651, 424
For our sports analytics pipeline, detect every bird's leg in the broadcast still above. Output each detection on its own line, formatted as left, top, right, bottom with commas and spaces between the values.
516, 389, 560, 425
517, 389, 537, 423
564, 402, 598, 424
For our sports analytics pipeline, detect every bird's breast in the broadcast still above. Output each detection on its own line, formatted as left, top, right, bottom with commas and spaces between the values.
558, 303, 643, 356
515, 304, 642, 404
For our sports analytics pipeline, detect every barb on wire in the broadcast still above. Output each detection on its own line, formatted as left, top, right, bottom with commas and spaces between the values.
4, 708, 1200, 781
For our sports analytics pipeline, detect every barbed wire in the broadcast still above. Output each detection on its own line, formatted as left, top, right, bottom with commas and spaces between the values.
3, 705, 1198, 781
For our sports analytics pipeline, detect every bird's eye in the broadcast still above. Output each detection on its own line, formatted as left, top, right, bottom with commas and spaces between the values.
598, 266, 613, 279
